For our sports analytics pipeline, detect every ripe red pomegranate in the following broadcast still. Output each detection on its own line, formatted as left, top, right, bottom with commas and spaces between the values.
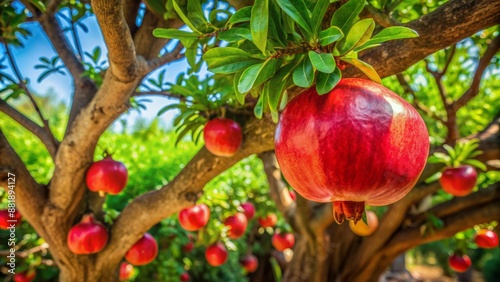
448, 253, 471, 273
258, 213, 277, 228
275, 78, 429, 223
67, 214, 108, 254
0, 209, 22, 229
272, 232, 295, 251
180, 272, 190, 281
119, 262, 134, 281
205, 242, 228, 266
224, 212, 248, 239
439, 165, 477, 197
289, 190, 297, 201
240, 202, 255, 219
474, 229, 499, 249
178, 204, 210, 231
86, 156, 128, 195
203, 118, 243, 157
183, 241, 194, 253
13, 270, 36, 282
349, 210, 379, 236
125, 233, 158, 266
240, 254, 259, 273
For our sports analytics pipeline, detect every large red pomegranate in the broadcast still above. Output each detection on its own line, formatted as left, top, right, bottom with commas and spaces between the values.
13, 270, 36, 282
439, 165, 477, 197
474, 229, 498, 249
86, 156, 128, 195
0, 209, 22, 229
205, 242, 228, 266
258, 213, 277, 228
240, 254, 259, 273
275, 78, 429, 223
119, 262, 134, 281
67, 214, 108, 254
272, 232, 295, 251
178, 204, 210, 231
203, 118, 243, 157
224, 212, 248, 239
239, 202, 255, 219
448, 253, 471, 272
125, 233, 158, 266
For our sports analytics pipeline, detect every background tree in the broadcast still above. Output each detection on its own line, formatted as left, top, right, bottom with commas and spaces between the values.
0, 0, 499, 281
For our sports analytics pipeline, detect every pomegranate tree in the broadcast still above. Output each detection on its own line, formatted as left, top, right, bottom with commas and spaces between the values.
439, 165, 477, 196
224, 212, 248, 239
240, 254, 259, 273
349, 210, 379, 236
178, 204, 210, 231
474, 229, 498, 249
203, 117, 243, 157
275, 78, 429, 223
258, 213, 277, 228
125, 233, 158, 266
67, 214, 108, 254
272, 232, 295, 251
119, 262, 134, 281
86, 156, 128, 195
239, 202, 255, 219
448, 253, 471, 272
0, 209, 22, 229
205, 242, 228, 266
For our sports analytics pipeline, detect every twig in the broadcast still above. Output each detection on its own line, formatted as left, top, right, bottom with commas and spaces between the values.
132, 90, 183, 100
147, 42, 185, 72
69, 7, 83, 60
360, 5, 401, 28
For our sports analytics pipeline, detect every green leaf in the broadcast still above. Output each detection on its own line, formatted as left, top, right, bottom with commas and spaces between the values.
311, 0, 330, 35
355, 26, 418, 51
185, 47, 197, 70
228, 6, 252, 25
319, 26, 344, 46
331, 0, 365, 35
338, 18, 375, 54
308, 51, 335, 73
340, 57, 381, 83
293, 57, 314, 88
233, 71, 246, 104
443, 144, 457, 162
187, 0, 208, 27
204, 47, 262, 74
425, 171, 442, 184
254, 86, 266, 119
238, 59, 278, 93
316, 67, 341, 95
172, 0, 201, 33
157, 104, 182, 116
29, 0, 46, 12
153, 28, 200, 39
462, 159, 487, 171
218, 28, 253, 42
276, 0, 312, 38
251, 0, 269, 54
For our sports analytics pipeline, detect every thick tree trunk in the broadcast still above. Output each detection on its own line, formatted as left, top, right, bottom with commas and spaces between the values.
57, 259, 119, 282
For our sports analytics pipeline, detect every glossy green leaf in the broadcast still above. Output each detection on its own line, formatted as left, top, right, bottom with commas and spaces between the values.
238, 59, 278, 93
356, 27, 418, 51
338, 18, 375, 54
218, 28, 253, 42
316, 67, 341, 95
276, 0, 312, 38
340, 57, 381, 83
233, 71, 246, 104
204, 47, 262, 74
172, 0, 201, 33
293, 57, 314, 88
187, 0, 208, 27
311, 0, 330, 35
331, 0, 365, 35
308, 51, 335, 73
153, 28, 200, 39
462, 159, 487, 171
254, 86, 266, 119
251, 0, 269, 54
228, 6, 252, 25
319, 26, 344, 46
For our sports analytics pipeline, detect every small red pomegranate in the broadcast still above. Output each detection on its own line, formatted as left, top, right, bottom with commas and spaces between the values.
180, 272, 190, 281
240, 254, 259, 273
119, 262, 134, 281
440, 165, 477, 197
474, 229, 498, 249
86, 156, 128, 195
67, 214, 108, 254
448, 253, 471, 273
178, 204, 210, 231
240, 202, 255, 219
203, 118, 243, 157
0, 209, 22, 229
13, 270, 36, 282
272, 232, 295, 251
258, 213, 277, 228
183, 241, 194, 252
289, 190, 297, 201
349, 210, 379, 236
125, 233, 158, 266
205, 242, 228, 267
224, 213, 248, 239
275, 78, 429, 223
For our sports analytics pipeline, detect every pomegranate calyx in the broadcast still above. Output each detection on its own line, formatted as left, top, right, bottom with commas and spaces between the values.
333, 201, 365, 224
80, 214, 96, 223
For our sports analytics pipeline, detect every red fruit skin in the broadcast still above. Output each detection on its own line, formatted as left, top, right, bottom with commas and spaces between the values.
258, 213, 278, 228
180, 272, 190, 281
439, 165, 477, 197
449, 253, 471, 273
67, 214, 108, 254
0, 209, 22, 229
475, 229, 499, 249
224, 213, 248, 239
183, 241, 194, 252
240, 202, 255, 219
275, 78, 429, 223
86, 157, 128, 194
13, 271, 36, 282
119, 262, 134, 281
272, 233, 295, 251
289, 190, 297, 201
205, 242, 228, 267
125, 233, 158, 266
240, 254, 259, 273
178, 204, 210, 231
203, 118, 243, 157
